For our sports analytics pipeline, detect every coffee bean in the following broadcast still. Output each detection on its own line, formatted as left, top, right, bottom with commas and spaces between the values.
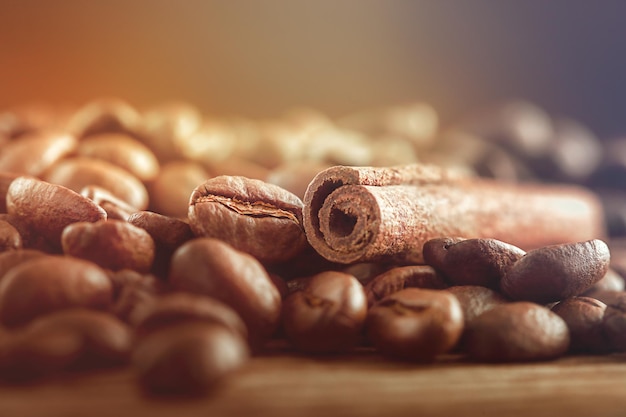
149, 160, 209, 218
0, 249, 46, 283
364, 265, 448, 308
500, 239, 610, 303
551, 297, 608, 353
0, 220, 22, 252
132, 322, 249, 395
445, 285, 509, 324
133, 292, 248, 340
424, 237, 525, 289
169, 238, 281, 345
366, 288, 463, 361
6, 177, 107, 250
108, 270, 166, 324
188, 176, 307, 264
0, 256, 113, 327
282, 271, 367, 353
601, 292, 626, 351
44, 157, 149, 210
66, 98, 142, 139
61, 220, 155, 273
465, 302, 570, 362
80, 185, 138, 221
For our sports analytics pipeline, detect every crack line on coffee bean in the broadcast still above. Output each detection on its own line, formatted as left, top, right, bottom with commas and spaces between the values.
195, 195, 299, 222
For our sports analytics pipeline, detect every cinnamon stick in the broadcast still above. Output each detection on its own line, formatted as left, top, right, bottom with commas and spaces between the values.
302, 164, 606, 265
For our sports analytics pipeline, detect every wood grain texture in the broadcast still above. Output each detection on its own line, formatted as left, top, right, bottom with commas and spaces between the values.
1, 350, 625, 417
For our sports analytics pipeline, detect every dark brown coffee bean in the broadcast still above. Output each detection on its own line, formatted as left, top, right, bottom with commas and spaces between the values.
169, 238, 281, 345
0, 256, 113, 327
364, 265, 448, 307
465, 302, 570, 362
601, 292, 626, 351
133, 293, 247, 340
127, 211, 194, 277
27, 308, 133, 368
282, 271, 367, 353
0, 220, 22, 252
188, 176, 307, 264
366, 288, 463, 361
445, 285, 509, 324
132, 322, 249, 395
62, 220, 155, 273
500, 239, 610, 303
423, 237, 525, 289
551, 297, 608, 353
44, 157, 149, 210
6, 177, 107, 249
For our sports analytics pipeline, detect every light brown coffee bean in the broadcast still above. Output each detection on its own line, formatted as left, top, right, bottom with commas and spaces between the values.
551, 297, 608, 353
188, 176, 307, 264
364, 265, 448, 308
80, 185, 138, 221
366, 288, 463, 361
149, 160, 210, 218
61, 220, 155, 273
423, 237, 525, 289
27, 308, 133, 368
0, 130, 77, 177
133, 293, 247, 340
0, 249, 46, 283
465, 302, 570, 362
66, 98, 142, 139
0, 256, 113, 327
132, 322, 249, 395
266, 161, 330, 200
282, 271, 367, 353
77, 133, 160, 181
169, 238, 281, 345
500, 239, 611, 303
44, 157, 149, 210
0, 220, 22, 252
445, 285, 509, 324
6, 177, 107, 249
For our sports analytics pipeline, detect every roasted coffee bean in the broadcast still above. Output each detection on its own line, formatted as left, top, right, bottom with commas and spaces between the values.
108, 270, 166, 325
27, 309, 133, 368
66, 98, 142, 139
44, 157, 149, 210
0, 172, 20, 213
583, 268, 625, 294
62, 220, 155, 273
364, 265, 448, 307
77, 133, 160, 181
0, 130, 77, 177
6, 177, 107, 249
266, 161, 330, 200
423, 237, 525, 289
169, 238, 281, 345
445, 285, 509, 324
601, 292, 626, 351
268, 273, 289, 299
465, 302, 570, 362
500, 239, 610, 303
149, 160, 210, 218
0, 256, 113, 327
366, 288, 463, 361
189, 176, 307, 264
282, 271, 367, 353
0, 220, 22, 252
0, 249, 46, 282
0, 325, 84, 382
132, 322, 249, 395
133, 293, 248, 340
127, 211, 194, 277
80, 185, 139, 221
551, 297, 608, 353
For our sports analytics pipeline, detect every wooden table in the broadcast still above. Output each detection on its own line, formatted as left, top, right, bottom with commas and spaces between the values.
2, 349, 625, 417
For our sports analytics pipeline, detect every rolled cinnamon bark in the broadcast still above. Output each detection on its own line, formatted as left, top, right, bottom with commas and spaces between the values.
303, 164, 606, 265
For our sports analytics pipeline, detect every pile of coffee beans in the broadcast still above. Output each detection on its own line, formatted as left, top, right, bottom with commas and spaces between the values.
0, 98, 624, 396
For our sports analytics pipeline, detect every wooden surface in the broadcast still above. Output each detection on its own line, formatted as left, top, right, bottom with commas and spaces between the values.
2, 349, 626, 417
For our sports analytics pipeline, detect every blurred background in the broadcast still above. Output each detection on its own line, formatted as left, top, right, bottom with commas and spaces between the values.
2, 0, 626, 137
